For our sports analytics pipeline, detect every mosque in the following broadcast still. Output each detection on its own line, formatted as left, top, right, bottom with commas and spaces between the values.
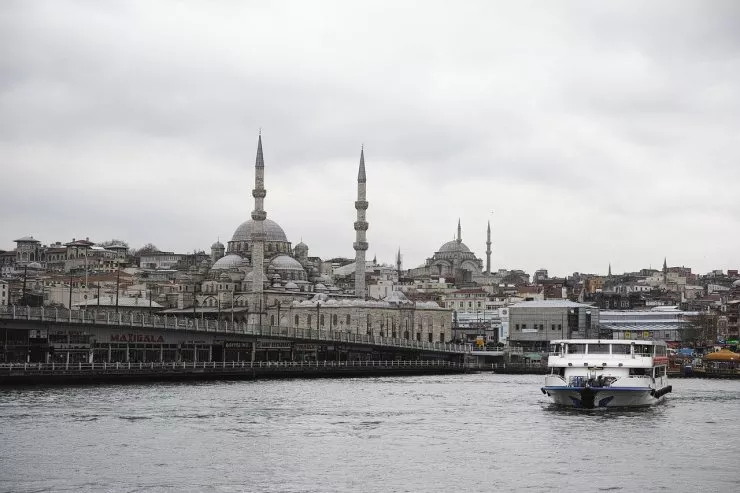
409, 220, 492, 284
172, 135, 453, 343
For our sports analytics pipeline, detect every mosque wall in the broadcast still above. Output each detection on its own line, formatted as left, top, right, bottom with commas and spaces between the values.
270, 304, 453, 343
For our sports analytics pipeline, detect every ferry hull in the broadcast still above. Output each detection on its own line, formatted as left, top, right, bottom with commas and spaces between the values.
541, 386, 671, 408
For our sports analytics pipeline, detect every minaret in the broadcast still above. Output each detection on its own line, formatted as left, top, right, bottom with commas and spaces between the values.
354, 147, 369, 298
485, 220, 492, 274
396, 247, 402, 280
250, 133, 267, 309
457, 218, 462, 244
608, 263, 612, 278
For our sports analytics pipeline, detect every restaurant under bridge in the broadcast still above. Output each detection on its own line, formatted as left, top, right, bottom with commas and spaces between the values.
0, 306, 471, 365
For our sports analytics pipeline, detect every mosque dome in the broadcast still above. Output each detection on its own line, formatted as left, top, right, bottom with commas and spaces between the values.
211, 254, 243, 271
295, 241, 308, 251
438, 240, 470, 253
211, 240, 224, 249
285, 281, 299, 291
733, 279, 740, 287
231, 219, 288, 243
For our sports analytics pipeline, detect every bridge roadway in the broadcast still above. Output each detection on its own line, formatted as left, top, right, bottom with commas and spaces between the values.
0, 306, 471, 356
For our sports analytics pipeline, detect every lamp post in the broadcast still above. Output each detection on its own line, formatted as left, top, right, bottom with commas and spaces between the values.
115, 267, 121, 315
68, 273, 73, 310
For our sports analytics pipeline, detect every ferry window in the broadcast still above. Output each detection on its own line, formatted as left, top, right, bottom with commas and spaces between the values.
637, 345, 652, 356
587, 344, 610, 354
567, 344, 586, 354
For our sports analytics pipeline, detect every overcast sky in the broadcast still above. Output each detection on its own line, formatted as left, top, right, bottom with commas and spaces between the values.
1, 1, 739, 277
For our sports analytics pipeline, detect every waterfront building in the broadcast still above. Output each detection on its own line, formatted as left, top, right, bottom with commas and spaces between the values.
508, 300, 600, 351
599, 307, 697, 343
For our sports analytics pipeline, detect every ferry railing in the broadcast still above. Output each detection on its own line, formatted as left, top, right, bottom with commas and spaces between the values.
0, 359, 465, 373
0, 306, 472, 354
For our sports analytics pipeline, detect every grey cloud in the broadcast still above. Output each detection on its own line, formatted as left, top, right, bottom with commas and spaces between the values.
1, 1, 739, 274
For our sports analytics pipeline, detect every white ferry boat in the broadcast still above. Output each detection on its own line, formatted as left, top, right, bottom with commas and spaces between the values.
541, 339, 672, 408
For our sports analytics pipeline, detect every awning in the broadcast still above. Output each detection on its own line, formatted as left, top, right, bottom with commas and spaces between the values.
523, 353, 543, 361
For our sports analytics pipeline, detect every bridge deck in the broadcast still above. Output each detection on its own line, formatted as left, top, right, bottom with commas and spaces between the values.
0, 306, 471, 354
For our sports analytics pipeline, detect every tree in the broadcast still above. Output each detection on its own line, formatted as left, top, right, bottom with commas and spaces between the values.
133, 243, 160, 257
684, 312, 719, 347
98, 239, 129, 248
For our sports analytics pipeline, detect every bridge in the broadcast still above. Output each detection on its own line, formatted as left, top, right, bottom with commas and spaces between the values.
0, 306, 471, 362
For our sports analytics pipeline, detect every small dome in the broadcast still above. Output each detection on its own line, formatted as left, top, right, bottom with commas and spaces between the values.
285, 282, 299, 290
295, 241, 308, 251
269, 255, 305, 271
733, 279, 740, 287
231, 219, 288, 243
384, 290, 412, 304
315, 283, 327, 291
211, 240, 224, 249
438, 240, 470, 253
26, 262, 43, 270
212, 254, 243, 271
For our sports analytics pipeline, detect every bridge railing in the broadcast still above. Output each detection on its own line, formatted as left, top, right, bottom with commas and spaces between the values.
0, 306, 472, 354
0, 359, 466, 373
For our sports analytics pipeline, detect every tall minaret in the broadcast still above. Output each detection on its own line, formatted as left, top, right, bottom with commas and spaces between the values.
608, 263, 612, 278
485, 220, 492, 274
662, 257, 668, 284
354, 147, 369, 298
457, 218, 462, 244
250, 133, 267, 308
396, 247, 402, 280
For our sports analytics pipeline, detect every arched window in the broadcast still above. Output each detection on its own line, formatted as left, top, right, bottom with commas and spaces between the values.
308, 315, 312, 327
332, 314, 338, 326
346, 314, 350, 325
320, 314, 325, 326
270, 315, 275, 325
404, 331, 410, 340
295, 315, 299, 326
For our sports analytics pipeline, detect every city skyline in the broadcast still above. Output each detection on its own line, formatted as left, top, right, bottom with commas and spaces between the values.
2, 1, 739, 277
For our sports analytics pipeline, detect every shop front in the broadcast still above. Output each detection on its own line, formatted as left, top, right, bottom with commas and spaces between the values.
255, 341, 292, 362
222, 341, 254, 362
